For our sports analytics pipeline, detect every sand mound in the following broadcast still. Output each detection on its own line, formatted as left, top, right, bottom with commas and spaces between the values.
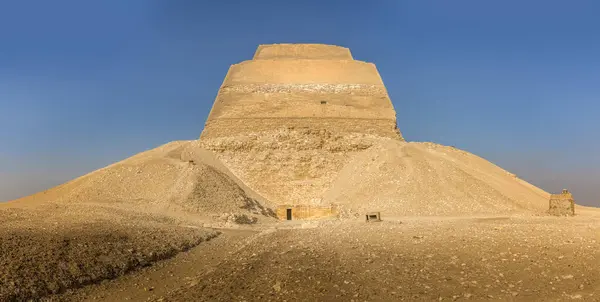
323, 140, 550, 216
14, 138, 553, 219
15, 140, 276, 222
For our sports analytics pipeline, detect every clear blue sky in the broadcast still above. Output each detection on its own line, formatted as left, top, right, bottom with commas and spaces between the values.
1, 0, 598, 206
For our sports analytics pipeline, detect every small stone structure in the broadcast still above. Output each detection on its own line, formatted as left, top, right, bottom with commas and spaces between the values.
548, 189, 575, 216
365, 212, 381, 222
277, 204, 338, 220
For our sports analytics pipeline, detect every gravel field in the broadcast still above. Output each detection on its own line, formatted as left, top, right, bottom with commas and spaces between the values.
158, 215, 600, 302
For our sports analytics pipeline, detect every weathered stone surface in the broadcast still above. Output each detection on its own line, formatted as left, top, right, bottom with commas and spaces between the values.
222, 59, 383, 85
253, 43, 353, 60
276, 204, 338, 220
199, 44, 403, 208
549, 189, 576, 216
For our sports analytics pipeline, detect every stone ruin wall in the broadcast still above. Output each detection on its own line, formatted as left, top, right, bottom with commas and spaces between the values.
548, 190, 575, 216
223, 59, 382, 84
201, 82, 401, 140
199, 44, 403, 206
276, 204, 339, 221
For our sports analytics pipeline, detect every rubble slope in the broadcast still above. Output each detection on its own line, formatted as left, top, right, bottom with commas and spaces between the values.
323, 140, 550, 216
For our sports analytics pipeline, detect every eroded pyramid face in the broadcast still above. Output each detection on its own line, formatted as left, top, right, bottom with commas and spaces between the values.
199, 44, 403, 206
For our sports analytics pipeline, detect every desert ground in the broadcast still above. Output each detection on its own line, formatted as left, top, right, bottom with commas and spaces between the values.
2, 203, 599, 302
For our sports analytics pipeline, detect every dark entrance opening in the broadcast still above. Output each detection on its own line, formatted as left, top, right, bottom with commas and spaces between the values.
286, 209, 292, 220
365, 212, 381, 222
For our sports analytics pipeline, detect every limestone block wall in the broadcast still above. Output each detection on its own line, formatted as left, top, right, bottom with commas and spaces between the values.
203, 71, 401, 141
207, 86, 395, 119
548, 190, 575, 216
254, 44, 353, 60
223, 60, 384, 85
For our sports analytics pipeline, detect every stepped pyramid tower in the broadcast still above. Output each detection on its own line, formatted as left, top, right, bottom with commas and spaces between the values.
199, 44, 403, 218
11, 44, 555, 223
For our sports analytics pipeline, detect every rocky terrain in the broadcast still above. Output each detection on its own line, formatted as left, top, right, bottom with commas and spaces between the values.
162, 216, 600, 302
0, 202, 218, 301
38, 213, 600, 302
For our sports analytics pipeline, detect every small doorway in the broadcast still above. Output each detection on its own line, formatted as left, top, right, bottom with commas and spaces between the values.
286, 208, 292, 220
365, 212, 381, 222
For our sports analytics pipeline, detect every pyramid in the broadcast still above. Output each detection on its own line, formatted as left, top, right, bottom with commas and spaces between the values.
2, 43, 591, 302
199, 44, 404, 217
11, 44, 554, 222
